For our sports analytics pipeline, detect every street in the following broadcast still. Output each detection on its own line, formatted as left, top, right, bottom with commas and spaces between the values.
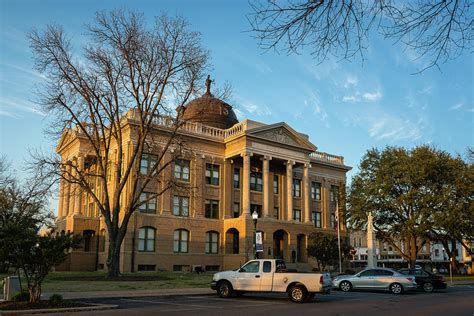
47, 285, 474, 316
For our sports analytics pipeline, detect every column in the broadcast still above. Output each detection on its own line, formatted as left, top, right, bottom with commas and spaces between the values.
303, 163, 311, 223
262, 156, 271, 218
286, 160, 293, 221
241, 152, 252, 217
223, 159, 232, 218
57, 177, 64, 218
64, 163, 72, 216
74, 155, 84, 216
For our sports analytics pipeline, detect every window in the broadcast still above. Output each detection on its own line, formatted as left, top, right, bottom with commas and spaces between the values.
251, 204, 262, 218
140, 154, 157, 175
205, 231, 219, 254
359, 270, 377, 277
226, 229, 240, 254
330, 185, 339, 203
273, 175, 279, 194
311, 182, 321, 200
263, 261, 272, 273
330, 213, 335, 229
435, 249, 440, 256
173, 196, 189, 217
205, 164, 220, 186
174, 159, 190, 181
312, 211, 321, 227
274, 207, 279, 220
138, 227, 155, 252
139, 192, 156, 213
173, 229, 189, 253
233, 203, 240, 218
138, 265, 156, 272
240, 261, 260, 273
292, 179, 301, 197
205, 200, 219, 219
250, 171, 263, 191
233, 168, 240, 189
293, 209, 301, 222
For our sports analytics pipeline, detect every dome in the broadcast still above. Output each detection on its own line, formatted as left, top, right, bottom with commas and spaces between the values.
179, 76, 239, 129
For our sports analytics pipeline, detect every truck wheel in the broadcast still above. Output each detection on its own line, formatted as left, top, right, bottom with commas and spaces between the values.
389, 283, 403, 295
217, 281, 233, 298
288, 284, 308, 303
339, 281, 352, 292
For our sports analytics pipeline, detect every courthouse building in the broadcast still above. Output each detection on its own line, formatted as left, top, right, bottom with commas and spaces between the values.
55, 81, 351, 272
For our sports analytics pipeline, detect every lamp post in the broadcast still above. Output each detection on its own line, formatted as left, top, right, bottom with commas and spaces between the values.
252, 210, 258, 259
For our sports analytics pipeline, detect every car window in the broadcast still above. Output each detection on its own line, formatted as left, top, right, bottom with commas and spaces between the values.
263, 261, 272, 273
414, 270, 429, 277
399, 270, 410, 275
240, 261, 260, 273
378, 270, 394, 276
275, 260, 287, 273
359, 270, 376, 277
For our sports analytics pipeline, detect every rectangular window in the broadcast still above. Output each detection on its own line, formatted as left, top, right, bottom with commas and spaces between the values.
173, 230, 189, 253
173, 196, 189, 217
312, 211, 321, 227
250, 171, 263, 191
205, 200, 220, 219
292, 209, 301, 222
330, 213, 336, 229
330, 185, 339, 203
205, 164, 220, 186
292, 179, 301, 197
137, 265, 156, 272
138, 227, 155, 252
273, 175, 279, 194
174, 159, 190, 181
273, 207, 279, 220
311, 182, 321, 200
205, 232, 219, 254
140, 154, 157, 175
251, 204, 262, 218
139, 192, 156, 214
233, 202, 240, 218
233, 168, 240, 189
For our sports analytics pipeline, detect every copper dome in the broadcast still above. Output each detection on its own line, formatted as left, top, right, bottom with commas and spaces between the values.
180, 76, 239, 129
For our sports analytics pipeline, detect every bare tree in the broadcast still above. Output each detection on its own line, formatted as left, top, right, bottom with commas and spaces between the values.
28, 10, 209, 277
248, 0, 473, 72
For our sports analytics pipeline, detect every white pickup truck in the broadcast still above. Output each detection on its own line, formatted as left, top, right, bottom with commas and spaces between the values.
210, 259, 331, 303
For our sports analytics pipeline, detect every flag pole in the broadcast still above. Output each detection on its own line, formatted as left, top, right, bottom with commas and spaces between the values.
336, 200, 342, 274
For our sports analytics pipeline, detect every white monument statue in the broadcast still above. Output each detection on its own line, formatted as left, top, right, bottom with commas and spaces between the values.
367, 211, 378, 268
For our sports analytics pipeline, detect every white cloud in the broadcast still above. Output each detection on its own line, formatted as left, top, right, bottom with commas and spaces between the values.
344, 75, 358, 88
342, 95, 358, 103
418, 86, 433, 95
0, 98, 45, 117
449, 102, 463, 111
362, 91, 383, 102
234, 95, 272, 117
366, 113, 422, 141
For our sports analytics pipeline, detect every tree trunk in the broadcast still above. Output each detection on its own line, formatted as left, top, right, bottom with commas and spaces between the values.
106, 238, 122, 278
408, 237, 417, 268
28, 283, 41, 303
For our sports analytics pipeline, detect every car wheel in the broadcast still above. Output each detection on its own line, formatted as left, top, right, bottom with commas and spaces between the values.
217, 281, 233, 298
339, 281, 352, 292
288, 284, 308, 303
423, 282, 434, 293
390, 283, 403, 295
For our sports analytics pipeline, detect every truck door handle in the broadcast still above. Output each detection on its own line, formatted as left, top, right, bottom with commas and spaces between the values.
255, 275, 260, 278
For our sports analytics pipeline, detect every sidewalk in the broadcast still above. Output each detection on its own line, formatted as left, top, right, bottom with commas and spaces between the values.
41, 287, 215, 300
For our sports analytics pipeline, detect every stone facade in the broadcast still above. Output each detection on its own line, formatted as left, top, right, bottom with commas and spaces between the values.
55, 106, 351, 272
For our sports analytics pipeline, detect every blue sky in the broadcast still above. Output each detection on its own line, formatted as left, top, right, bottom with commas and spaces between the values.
1, 0, 473, 190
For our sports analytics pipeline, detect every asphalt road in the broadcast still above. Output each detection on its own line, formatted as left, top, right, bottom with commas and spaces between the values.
47, 285, 474, 316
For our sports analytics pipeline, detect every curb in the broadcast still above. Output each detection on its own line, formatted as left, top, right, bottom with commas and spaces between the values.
0, 303, 118, 315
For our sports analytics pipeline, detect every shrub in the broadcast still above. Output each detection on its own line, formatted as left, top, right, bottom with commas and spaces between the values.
11, 290, 30, 302
49, 294, 63, 305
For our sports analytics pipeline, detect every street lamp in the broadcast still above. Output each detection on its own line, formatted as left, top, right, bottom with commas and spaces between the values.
252, 210, 259, 259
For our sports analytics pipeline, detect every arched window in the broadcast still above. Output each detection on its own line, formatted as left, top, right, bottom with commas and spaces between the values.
174, 229, 189, 253
226, 228, 239, 254
138, 227, 155, 252
206, 231, 219, 254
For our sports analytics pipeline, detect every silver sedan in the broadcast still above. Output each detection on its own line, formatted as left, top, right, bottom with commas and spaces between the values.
332, 268, 417, 294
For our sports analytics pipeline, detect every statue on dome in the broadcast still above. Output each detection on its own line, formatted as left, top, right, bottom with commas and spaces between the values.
205, 75, 213, 95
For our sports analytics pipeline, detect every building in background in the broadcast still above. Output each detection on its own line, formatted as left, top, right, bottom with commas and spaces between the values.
55, 82, 351, 272
349, 230, 473, 274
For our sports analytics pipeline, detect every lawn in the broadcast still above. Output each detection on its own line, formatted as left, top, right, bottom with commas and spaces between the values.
1, 271, 214, 292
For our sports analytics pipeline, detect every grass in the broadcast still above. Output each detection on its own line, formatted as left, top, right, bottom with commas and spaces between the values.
1, 271, 214, 292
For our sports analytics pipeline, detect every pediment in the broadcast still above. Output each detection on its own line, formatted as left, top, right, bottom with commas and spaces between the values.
248, 123, 316, 152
